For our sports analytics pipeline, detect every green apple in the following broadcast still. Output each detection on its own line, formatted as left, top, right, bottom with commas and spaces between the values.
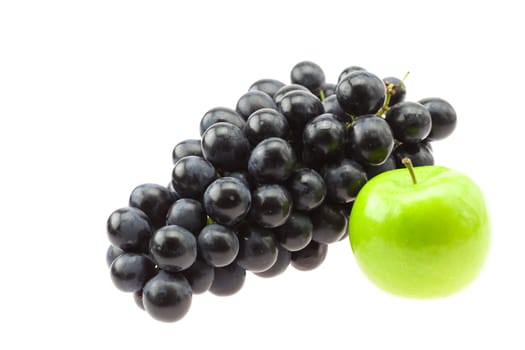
349, 159, 490, 298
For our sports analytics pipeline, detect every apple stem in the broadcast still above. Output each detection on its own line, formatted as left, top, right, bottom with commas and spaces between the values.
402, 157, 417, 184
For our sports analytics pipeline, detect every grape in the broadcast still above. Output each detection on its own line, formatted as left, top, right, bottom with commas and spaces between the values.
198, 224, 240, 267
290, 61, 326, 94
393, 142, 434, 167
287, 168, 326, 211
236, 224, 278, 272
277, 89, 324, 132
249, 184, 292, 228
385, 101, 432, 143
321, 83, 336, 98
150, 225, 197, 272
171, 156, 217, 199
365, 154, 397, 179
244, 108, 289, 146
129, 183, 174, 229
248, 137, 297, 184
172, 139, 203, 164
209, 263, 246, 296
347, 114, 394, 165
133, 290, 145, 310
143, 271, 192, 322
106, 245, 124, 267
107, 207, 152, 253
274, 211, 313, 251
200, 107, 246, 135
203, 177, 251, 226
110, 253, 157, 293
383, 77, 406, 107
236, 91, 277, 120
273, 84, 309, 105
321, 95, 350, 123
166, 198, 207, 235
201, 122, 251, 172
183, 258, 215, 294
221, 171, 252, 189
166, 182, 179, 201
322, 158, 367, 204
303, 113, 346, 162
419, 97, 457, 141
336, 71, 386, 116
291, 241, 328, 271
254, 245, 291, 278
311, 203, 348, 243
338, 65, 366, 82
249, 79, 285, 98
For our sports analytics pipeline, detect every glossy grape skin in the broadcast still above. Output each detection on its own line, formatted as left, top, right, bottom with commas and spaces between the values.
274, 211, 313, 251
311, 203, 348, 243
393, 142, 434, 167
133, 290, 145, 310
249, 79, 285, 98
236, 91, 277, 120
338, 66, 366, 82
419, 97, 457, 141
365, 154, 397, 179
129, 183, 175, 229
278, 90, 324, 132
172, 139, 203, 164
209, 263, 246, 296
183, 258, 214, 294
236, 224, 278, 272
322, 159, 367, 204
201, 122, 251, 172
347, 114, 395, 165
303, 114, 346, 162
166, 182, 179, 201
107, 207, 153, 253
287, 168, 326, 211
143, 271, 192, 323
383, 77, 406, 107
203, 177, 251, 226
336, 71, 386, 116
150, 225, 197, 272
254, 245, 291, 278
248, 137, 297, 184
385, 101, 432, 143
290, 61, 326, 94
322, 95, 351, 123
243, 108, 289, 146
171, 156, 217, 200
321, 83, 336, 98
222, 171, 252, 189
106, 245, 124, 267
166, 198, 207, 235
250, 185, 293, 228
273, 84, 309, 105
200, 107, 246, 136
198, 224, 240, 267
291, 241, 328, 271
110, 253, 157, 293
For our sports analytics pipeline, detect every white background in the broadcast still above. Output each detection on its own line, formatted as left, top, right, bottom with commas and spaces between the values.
1, 1, 524, 349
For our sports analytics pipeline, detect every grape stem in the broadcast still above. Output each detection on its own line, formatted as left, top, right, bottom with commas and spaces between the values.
377, 83, 395, 116
402, 157, 417, 184
319, 89, 325, 101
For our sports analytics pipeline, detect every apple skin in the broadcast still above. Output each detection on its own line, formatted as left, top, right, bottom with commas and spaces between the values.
349, 165, 490, 298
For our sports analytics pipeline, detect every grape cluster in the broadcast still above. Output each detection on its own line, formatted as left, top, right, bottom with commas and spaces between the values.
106, 61, 457, 322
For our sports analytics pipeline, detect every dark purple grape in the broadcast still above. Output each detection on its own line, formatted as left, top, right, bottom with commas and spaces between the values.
107, 207, 153, 253
200, 107, 246, 136
143, 271, 192, 322
172, 139, 203, 164
303, 114, 346, 162
250, 185, 292, 228
347, 114, 394, 165
248, 137, 297, 184
166, 182, 180, 201
393, 143, 434, 167
201, 122, 251, 172
183, 258, 214, 294
106, 245, 124, 267
291, 241, 328, 271
273, 84, 309, 105
419, 97, 457, 141
222, 171, 252, 189
198, 224, 240, 268
129, 183, 174, 229
133, 290, 144, 310
254, 245, 291, 278
322, 159, 367, 204
365, 154, 397, 179
336, 71, 386, 116
236, 91, 277, 120
110, 253, 157, 293
287, 168, 326, 211
166, 198, 207, 235
290, 61, 326, 94
244, 108, 289, 146
321, 83, 336, 98
383, 77, 406, 107
203, 177, 251, 226
385, 101, 432, 143
209, 263, 246, 296
274, 211, 313, 251
171, 156, 217, 200
311, 203, 348, 243
249, 79, 285, 98
322, 95, 351, 123
277, 90, 324, 132
150, 225, 197, 272
338, 66, 366, 82
236, 224, 278, 273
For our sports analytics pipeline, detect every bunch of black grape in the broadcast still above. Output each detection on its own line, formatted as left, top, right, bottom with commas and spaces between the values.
106, 61, 457, 322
